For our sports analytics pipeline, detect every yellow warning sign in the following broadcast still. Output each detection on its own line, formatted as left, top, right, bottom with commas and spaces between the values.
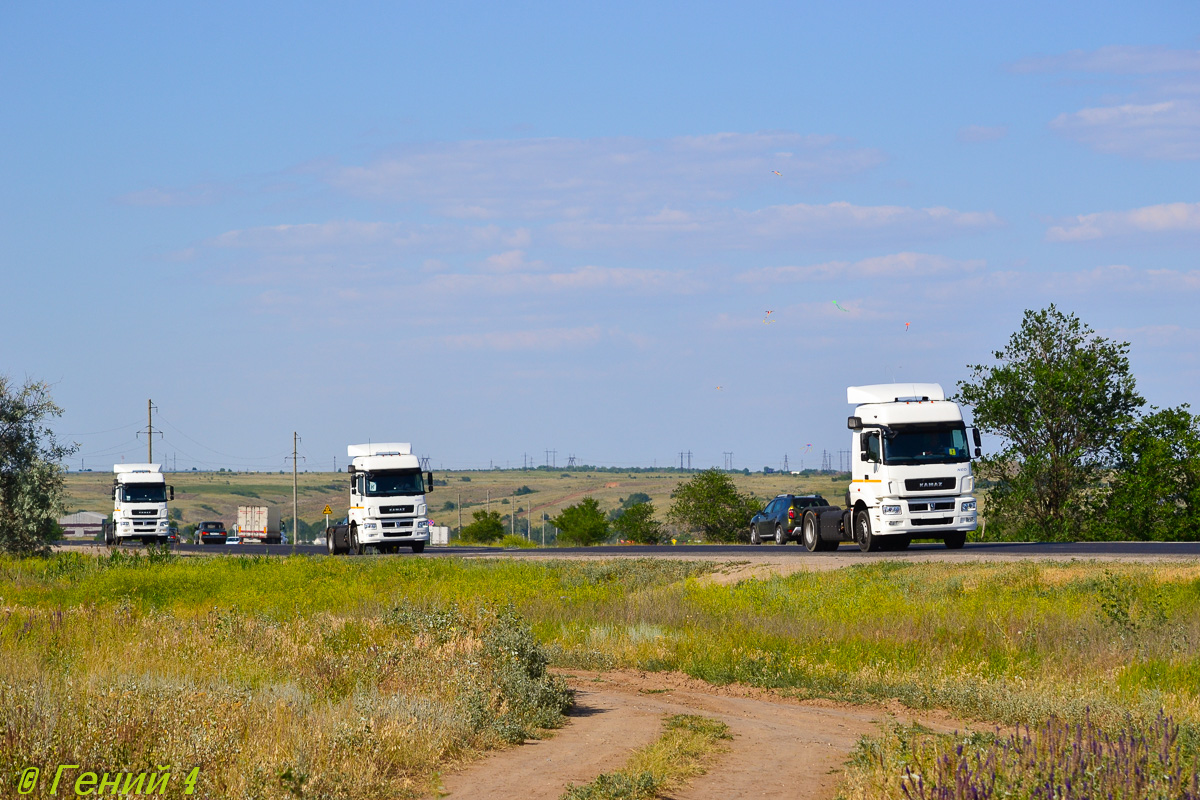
322, 505, 333, 515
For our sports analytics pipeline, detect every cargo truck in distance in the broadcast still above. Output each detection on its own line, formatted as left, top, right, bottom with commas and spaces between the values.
798, 383, 981, 553
237, 505, 282, 545
105, 463, 174, 546
326, 443, 433, 555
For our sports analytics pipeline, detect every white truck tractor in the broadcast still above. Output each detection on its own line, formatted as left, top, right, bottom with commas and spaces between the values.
326, 443, 433, 555
105, 463, 174, 546
797, 383, 981, 553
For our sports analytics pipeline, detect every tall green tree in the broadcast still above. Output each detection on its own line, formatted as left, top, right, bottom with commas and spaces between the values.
667, 468, 760, 543
459, 509, 505, 543
552, 497, 609, 546
613, 501, 664, 544
1104, 405, 1200, 541
0, 377, 76, 555
955, 305, 1143, 540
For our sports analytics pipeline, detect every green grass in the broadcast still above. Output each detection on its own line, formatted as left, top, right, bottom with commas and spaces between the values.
561, 714, 730, 800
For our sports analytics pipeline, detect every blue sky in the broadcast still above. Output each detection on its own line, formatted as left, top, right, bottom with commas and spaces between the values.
3, 1, 1198, 471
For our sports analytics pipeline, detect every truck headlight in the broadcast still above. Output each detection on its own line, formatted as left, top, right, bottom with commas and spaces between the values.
417, 519, 429, 529
364, 522, 377, 530
159, 520, 168, 528
882, 505, 901, 515
961, 500, 976, 512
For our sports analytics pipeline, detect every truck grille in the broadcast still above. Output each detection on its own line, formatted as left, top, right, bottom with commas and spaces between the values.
911, 517, 954, 526
380, 505, 414, 514
131, 509, 158, 516
905, 478, 955, 492
381, 520, 414, 529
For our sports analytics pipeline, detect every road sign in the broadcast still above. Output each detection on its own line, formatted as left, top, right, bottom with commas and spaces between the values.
322, 504, 333, 515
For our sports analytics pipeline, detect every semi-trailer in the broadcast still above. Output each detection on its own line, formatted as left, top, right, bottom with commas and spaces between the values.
326, 443, 433, 555
236, 505, 282, 545
105, 463, 174, 546
799, 383, 981, 552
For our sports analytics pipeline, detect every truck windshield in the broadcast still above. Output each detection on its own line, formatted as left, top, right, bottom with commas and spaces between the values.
884, 425, 970, 465
364, 470, 424, 496
122, 484, 167, 503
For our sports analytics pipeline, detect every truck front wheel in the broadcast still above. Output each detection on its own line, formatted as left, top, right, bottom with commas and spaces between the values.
350, 524, 366, 556
855, 511, 881, 553
327, 532, 337, 556
411, 542, 425, 554
943, 533, 966, 550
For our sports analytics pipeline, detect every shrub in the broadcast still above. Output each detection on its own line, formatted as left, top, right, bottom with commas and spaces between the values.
553, 498, 609, 546
613, 503, 664, 544
667, 469, 760, 543
459, 510, 504, 543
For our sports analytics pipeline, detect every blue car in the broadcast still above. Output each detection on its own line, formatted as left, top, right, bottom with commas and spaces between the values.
749, 494, 832, 545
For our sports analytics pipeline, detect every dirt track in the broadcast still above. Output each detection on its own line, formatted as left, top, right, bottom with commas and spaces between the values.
431, 670, 967, 800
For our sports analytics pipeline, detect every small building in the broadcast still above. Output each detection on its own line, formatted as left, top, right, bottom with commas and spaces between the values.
58, 511, 106, 538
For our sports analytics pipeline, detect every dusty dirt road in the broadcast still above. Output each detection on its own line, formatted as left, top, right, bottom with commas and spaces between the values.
431, 670, 966, 800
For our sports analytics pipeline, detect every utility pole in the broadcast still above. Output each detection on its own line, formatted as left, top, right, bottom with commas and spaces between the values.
687, 451, 693, 470
723, 451, 732, 470
512, 488, 516, 537
458, 491, 462, 535
567, 454, 576, 468
679, 451, 685, 469
292, 432, 299, 555
137, 400, 161, 463
783, 454, 789, 472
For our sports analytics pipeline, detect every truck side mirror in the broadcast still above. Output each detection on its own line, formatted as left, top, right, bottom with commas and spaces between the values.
972, 428, 982, 447
112, 487, 118, 500
974, 447, 982, 458
425, 471, 434, 493
169, 486, 174, 500
847, 416, 862, 430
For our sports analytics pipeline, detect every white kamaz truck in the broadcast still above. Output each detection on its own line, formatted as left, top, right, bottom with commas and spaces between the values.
105, 463, 174, 546
326, 443, 433, 555
798, 383, 981, 552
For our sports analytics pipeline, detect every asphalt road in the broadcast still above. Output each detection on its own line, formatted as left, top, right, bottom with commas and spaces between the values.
59, 540, 1200, 559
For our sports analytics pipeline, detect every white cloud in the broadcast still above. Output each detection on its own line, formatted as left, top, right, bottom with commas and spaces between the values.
1050, 100, 1200, 160
1012, 45, 1200, 75
327, 132, 884, 218
742, 202, 1001, 239
1047, 201, 1200, 241
116, 184, 227, 207
739, 252, 985, 284
441, 326, 605, 351
957, 125, 1008, 143
426, 264, 695, 295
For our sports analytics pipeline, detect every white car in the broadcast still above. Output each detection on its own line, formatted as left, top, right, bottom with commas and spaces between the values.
226, 534, 242, 545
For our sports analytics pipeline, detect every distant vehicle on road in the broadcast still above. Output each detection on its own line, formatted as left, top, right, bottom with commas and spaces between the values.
226, 533, 242, 545
749, 494, 832, 545
237, 505, 282, 545
326, 443, 434, 555
800, 383, 981, 552
196, 521, 228, 545
107, 463, 174, 546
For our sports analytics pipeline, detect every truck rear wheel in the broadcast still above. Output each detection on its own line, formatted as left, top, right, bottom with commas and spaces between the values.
802, 513, 820, 552
855, 511, 881, 553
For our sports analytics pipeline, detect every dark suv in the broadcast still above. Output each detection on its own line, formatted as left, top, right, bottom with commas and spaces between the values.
196, 521, 228, 545
749, 494, 832, 544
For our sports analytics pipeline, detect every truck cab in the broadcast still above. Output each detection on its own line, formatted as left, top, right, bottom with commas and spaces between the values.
107, 464, 174, 546
846, 383, 979, 550
328, 443, 433, 555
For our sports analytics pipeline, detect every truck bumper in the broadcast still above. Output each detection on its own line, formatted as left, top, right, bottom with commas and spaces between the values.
357, 522, 430, 545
